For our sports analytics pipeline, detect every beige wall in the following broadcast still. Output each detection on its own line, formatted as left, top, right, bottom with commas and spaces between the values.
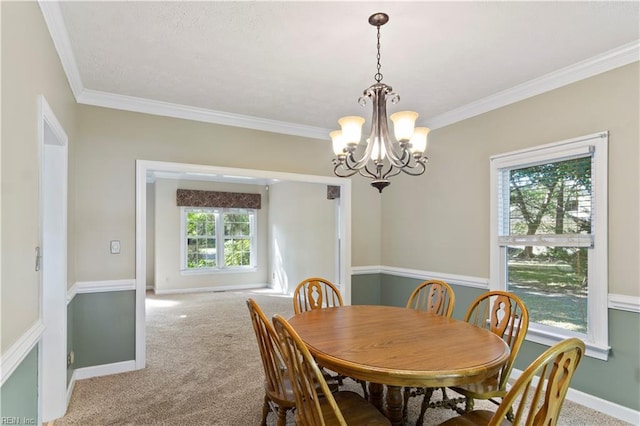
381, 62, 640, 296
1, 2, 77, 351
268, 181, 337, 293
350, 178, 382, 266
153, 178, 268, 291
74, 105, 382, 282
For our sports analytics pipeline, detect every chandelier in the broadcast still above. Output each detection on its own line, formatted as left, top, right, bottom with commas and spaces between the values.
330, 13, 430, 193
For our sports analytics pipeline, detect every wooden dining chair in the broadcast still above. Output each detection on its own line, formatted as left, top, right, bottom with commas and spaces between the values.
293, 277, 344, 314
292, 277, 366, 394
444, 291, 530, 419
272, 314, 391, 426
438, 337, 585, 426
406, 279, 456, 315
246, 298, 296, 426
403, 280, 456, 423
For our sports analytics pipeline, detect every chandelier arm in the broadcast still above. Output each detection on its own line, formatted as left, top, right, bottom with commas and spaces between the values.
382, 164, 402, 180
335, 152, 368, 177
334, 163, 359, 178
360, 164, 380, 180
382, 132, 407, 169
398, 160, 427, 176
397, 148, 414, 167
344, 149, 368, 171
379, 92, 411, 169
349, 90, 378, 170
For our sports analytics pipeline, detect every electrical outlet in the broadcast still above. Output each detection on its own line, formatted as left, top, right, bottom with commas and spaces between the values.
110, 240, 121, 254
67, 351, 75, 367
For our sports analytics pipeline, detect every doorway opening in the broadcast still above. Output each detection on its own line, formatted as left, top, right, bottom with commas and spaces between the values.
135, 160, 352, 369
38, 96, 69, 422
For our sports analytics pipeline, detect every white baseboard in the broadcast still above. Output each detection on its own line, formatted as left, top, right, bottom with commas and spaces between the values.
66, 372, 76, 407
510, 367, 639, 424
73, 360, 136, 381
154, 283, 268, 295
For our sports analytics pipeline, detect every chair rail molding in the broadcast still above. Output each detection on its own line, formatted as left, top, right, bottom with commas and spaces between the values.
0, 321, 45, 386
67, 279, 137, 304
352, 265, 488, 289
354, 266, 640, 314
608, 294, 640, 313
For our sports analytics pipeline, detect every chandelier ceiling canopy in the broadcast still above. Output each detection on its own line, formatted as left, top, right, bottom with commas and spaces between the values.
330, 12, 429, 193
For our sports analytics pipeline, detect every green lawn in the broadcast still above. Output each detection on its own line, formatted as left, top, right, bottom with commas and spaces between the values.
508, 262, 587, 333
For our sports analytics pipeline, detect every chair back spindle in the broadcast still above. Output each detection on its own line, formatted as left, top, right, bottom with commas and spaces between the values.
439, 338, 585, 426
495, 338, 584, 425
406, 279, 455, 317
464, 291, 529, 391
293, 277, 343, 314
273, 314, 346, 425
246, 299, 295, 425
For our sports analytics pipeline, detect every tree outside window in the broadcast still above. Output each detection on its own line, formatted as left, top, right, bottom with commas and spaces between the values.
183, 208, 255, 270
223, 213, 252, 267
186, 211, 217, 268
491, 132, 609, 359
506, 157, 591, 333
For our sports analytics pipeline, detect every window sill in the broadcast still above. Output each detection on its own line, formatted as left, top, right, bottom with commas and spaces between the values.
526, 324, 610, 361
180, 267, 258, 276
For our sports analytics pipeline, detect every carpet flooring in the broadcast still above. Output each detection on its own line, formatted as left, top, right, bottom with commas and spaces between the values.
55, 289, 630, 425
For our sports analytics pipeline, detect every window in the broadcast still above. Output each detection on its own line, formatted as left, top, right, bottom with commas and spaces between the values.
490, 132, 609, 360
182, 207, 256, 272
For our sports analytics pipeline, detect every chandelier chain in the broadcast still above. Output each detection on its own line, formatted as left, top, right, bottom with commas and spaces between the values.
375, 25, 383, 83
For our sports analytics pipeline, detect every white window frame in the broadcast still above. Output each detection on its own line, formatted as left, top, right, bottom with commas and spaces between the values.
180, 207, 257, 274
489, 131, 610, 360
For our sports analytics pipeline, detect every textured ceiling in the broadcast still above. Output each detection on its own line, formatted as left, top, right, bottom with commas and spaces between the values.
57, 1, 639, 134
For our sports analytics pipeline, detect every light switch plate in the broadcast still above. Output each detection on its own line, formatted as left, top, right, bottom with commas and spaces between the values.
110, 240, 121, 254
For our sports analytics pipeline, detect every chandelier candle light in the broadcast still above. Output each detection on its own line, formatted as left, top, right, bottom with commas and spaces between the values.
330, 12, 430, 193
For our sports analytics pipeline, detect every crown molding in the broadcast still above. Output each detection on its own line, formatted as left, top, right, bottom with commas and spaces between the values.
77, 89, 331, 140
38, 0, 84, 99
426, 40, 640, 130
40, 2, 638, 137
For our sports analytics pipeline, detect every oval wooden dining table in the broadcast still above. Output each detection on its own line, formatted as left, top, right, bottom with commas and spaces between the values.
287, 305, 510, 426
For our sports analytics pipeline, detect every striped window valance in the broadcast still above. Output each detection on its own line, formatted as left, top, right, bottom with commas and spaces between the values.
176, 189, 261, 209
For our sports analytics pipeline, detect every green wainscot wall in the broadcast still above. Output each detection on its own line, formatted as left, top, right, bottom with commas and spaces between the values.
72, 290, 136, 368
67, 299, 75, 385
351, 273, 640, 412
0, 346, 38, 424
